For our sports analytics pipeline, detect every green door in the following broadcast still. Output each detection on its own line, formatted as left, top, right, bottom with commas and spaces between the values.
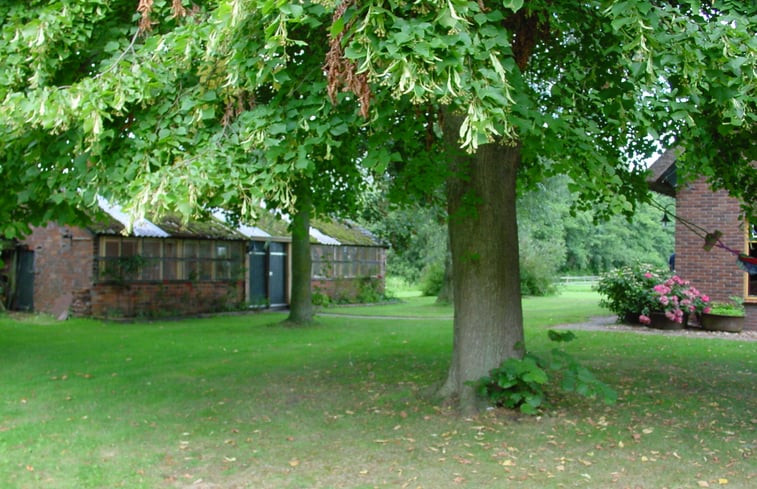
14, 250, 34, 311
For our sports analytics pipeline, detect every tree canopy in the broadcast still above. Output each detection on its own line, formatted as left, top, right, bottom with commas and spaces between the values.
1, 0, 755, 411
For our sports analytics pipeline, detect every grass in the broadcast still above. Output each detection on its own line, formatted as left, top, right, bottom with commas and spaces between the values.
1, 287, 755, 489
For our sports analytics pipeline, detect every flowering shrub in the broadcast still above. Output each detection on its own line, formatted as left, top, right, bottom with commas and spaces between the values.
639, 274, 711, 325
596, 263, 669, 320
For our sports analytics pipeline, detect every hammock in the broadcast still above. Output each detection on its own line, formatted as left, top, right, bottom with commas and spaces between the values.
738, 254, 757, 275
655, 202, 757, 275
701, 230, 757, 275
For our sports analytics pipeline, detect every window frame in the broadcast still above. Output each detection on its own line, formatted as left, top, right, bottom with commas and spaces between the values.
310, 244, 383, 280
97, 237, 244, 283
746, 223, 757, 302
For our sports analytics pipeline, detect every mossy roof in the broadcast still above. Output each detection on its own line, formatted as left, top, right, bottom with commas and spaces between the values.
310, 217, 383, 246
88, 200, 382, 246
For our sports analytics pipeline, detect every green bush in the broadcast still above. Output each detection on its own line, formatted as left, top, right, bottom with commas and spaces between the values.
356, 277, 384, 303
596, 263, 668, 320
519, 235, 561, 296
419, 261, 445, 297
475, 330, 617, 414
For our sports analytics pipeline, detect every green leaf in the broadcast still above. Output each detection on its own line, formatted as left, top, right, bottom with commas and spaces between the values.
330, 17, 345, 37
502, 0, 524, 12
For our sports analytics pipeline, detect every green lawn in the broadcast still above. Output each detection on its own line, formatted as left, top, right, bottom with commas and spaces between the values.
1, 289, 755, 489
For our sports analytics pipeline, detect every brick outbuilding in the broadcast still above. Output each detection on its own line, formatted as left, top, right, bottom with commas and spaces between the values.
1, 200, 386, 318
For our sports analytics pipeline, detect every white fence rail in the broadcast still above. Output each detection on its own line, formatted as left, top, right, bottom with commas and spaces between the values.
558, 275, 600, 286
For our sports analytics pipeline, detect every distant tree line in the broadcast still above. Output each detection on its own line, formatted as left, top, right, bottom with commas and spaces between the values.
363, 175, 675, 296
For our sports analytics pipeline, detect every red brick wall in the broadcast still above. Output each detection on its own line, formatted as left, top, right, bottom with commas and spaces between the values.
675, 178, 755, 330
90, 281, 245, 318
22, 224, 94, 317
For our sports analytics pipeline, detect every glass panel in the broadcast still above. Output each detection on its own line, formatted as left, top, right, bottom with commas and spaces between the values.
184, 241, 199, 280
184, 241, 198, 258
141, 240, 161, 280
101, 239, 120, 280
216, 242, 230, 280
230, 242, 243, 260
104, 240, 119, 257
216, 243, 229, 259
199, 241, 213, 280
164, 240, 178, 280
199, 241, 212, 258
121, 239, 137, 257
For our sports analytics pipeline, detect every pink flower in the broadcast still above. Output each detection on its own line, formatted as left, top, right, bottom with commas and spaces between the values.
701, 295, 709, 302
659, 295, 670, 306
654, 284, 671, 295
639, 314, 651, 325
703, 307, 712, 314
665, 310, 676, 321
644, 272, 653, 278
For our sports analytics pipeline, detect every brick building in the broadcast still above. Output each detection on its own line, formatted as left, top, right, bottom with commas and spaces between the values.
648, 149, 757, 330
1, 200, 386, 318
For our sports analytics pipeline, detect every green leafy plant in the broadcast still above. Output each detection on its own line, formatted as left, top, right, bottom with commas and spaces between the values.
707, 297, 745, 317
311, 290, 331, 308
356, 277, 384, 303
596, 263, 669, 321
475, 330, 617, 415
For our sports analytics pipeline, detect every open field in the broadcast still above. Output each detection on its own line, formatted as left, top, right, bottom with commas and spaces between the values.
1, 288, 755, 488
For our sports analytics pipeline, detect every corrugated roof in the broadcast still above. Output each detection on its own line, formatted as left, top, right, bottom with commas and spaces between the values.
90, 197, 383, 246
310, 218, 381, 246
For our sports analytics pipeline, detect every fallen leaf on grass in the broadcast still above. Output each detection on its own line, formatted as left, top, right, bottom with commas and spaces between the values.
453, 455, 472, 465
288, 459, 299, 467
698, 481, 710, 488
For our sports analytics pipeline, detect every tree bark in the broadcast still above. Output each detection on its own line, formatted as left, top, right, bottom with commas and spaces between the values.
440, 109, 524, 414
286, 182, 314, 325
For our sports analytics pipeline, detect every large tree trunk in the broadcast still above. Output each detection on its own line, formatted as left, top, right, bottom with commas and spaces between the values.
286, 182, 314, 325
439, 110, 524, 414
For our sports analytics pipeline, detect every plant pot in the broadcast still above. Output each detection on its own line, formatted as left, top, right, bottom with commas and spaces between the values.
623, 312, 643, 325
700, 313, 744, 333
648, 312, 686, 330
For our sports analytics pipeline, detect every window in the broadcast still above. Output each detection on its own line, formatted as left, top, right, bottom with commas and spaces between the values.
310, 245, 383, 280
97, 238, 244, 282
163, 240, 179, 280
748, 224, 757, 298
141, 240, 161, 280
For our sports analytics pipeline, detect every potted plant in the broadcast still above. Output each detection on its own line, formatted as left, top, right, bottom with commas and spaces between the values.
699, 297, 745, 333
596, 264, 669, 324
638, 275, 710, 330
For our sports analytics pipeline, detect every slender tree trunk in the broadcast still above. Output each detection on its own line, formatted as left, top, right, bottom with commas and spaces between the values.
286, 183, 314, 325
439, 109, 524, 414
435, 233, 453, 305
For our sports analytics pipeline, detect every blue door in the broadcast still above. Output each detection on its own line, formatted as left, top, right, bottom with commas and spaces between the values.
248, 241, 287, 307
268, 242, 287, 306
14, 250, 34, 311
